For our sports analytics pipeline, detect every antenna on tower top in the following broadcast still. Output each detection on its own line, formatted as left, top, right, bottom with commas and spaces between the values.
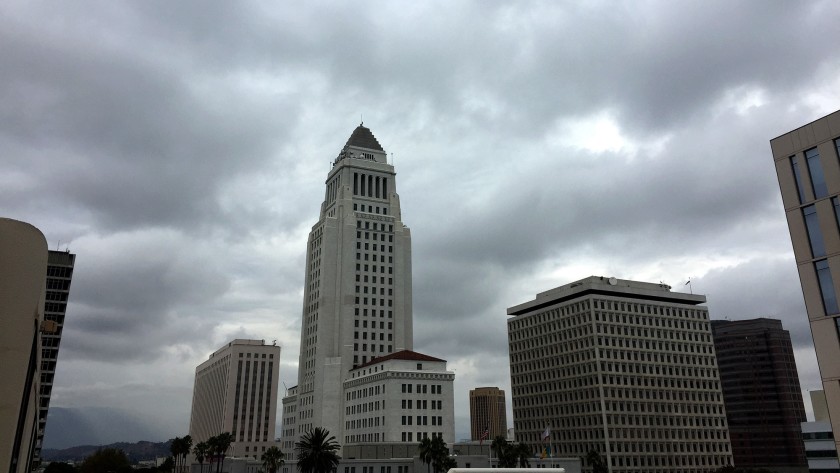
360, 114, 363, 126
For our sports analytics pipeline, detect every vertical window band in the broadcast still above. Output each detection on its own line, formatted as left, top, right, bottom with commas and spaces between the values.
806, 147, 828, 199
816, 259, 840, 315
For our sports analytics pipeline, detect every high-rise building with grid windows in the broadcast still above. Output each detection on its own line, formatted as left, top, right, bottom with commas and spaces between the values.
35, 250, 75, 464
281, 125, 453, 458
507, 276, 733, 473
469, 387, 507, 441
188, 339, 280, 459
711, 318, 807, 471
771, 110, 840, 456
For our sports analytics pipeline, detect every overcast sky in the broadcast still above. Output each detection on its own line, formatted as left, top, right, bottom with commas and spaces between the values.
4, 0, 840, 446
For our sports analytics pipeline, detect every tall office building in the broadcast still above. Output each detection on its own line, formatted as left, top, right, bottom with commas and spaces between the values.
771, 109, 840, 454
35, 250, 76, 463
282, 125, 455, 457
711, 318, 807, 471
507, 276, 732, 473
469, 387, 507, 441
188, 339, 281, 459
1, 218, 49, 473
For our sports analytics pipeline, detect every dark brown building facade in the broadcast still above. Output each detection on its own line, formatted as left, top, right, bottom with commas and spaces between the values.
711, 318, 807, 470
469, 387, 507, 441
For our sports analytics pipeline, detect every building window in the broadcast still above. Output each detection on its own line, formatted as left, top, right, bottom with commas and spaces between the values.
816, 259, 840, 315
791, 156, 807, 204
833, 197, 840, 232
804, 205, 827, 257
806, 147, 829, 199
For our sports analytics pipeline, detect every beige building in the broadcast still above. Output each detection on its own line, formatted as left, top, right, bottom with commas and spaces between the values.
188, 339, 281, 459
469, 387, 507, 442
0, 218, 49, 473
771, 109, 840, 455
507, 276, 733, 473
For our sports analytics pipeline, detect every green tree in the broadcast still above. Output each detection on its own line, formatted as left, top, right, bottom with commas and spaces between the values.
585, 450, 608, 473
429, 436, 452, 473
160, 456, 175, 473
513, 443, 531, 468
261, 446, 285, 473
181, 435, 193, 473
211, 432, 233, 473
295, 427, 341, 473
79, 448, 132, 473
44, 462, 77, 473
417, 437, 433, 473
439, 456, 457, 473
489, 436, 507, 462
193, 441, 210, 473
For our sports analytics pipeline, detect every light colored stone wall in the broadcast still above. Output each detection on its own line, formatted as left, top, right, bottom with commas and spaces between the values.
508, 276, 732, 472
0, 218, 48, 473
771, 110, 840, 455
189, 339, 281, 460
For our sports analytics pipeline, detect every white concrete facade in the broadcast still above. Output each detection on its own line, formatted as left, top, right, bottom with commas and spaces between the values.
342, 351, 455, 445
507, 276, 733, 473
188, 339, 281, 459
283, 125, 427, 456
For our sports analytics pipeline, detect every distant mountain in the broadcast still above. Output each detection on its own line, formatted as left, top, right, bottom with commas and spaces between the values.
41, 440, 172, 463
43, 407, 167, 449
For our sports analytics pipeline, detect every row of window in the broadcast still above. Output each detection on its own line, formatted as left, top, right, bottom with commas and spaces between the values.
353, 172, 388, 199
357, 221, 393, 232
401, 383, 443, 394
354, 203, 388, 215
401, 399, 443, 410
400, 415, 443, 425
357, 255, 393, 266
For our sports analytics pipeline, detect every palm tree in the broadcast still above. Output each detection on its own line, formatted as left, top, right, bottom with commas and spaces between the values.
170, 437, 183, 473
418, 437, 433, 473
429, 436, 450, 473
490, 436, 507, 463
213, 432, 233, 473
261, 446, 285, 473
585, 450, 608, 473
514, 443, 531, 467
295, 427, 341, 473
193, 441, 209, 473
181, 435, 193, 473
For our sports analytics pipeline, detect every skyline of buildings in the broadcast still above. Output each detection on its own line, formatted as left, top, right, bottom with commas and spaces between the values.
507, 276, 733, 472
188, 339, 281, 459
8, 110, 840, 469
710, 318, 807, 471
771, 109, 840, 456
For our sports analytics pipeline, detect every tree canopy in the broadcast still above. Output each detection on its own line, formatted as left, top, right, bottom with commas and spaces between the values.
295, 427, 341, 473
79, 448, 132, 473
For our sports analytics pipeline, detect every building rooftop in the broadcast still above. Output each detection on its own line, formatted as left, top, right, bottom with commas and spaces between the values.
507, 275, 706, 316
345, 124, 384, 151
352, 349, 445, 370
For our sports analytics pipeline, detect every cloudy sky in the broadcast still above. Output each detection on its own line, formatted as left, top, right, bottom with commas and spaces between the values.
4, 0, 840, 447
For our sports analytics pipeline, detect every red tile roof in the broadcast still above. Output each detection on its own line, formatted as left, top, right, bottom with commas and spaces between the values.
352, 350, 446, 370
